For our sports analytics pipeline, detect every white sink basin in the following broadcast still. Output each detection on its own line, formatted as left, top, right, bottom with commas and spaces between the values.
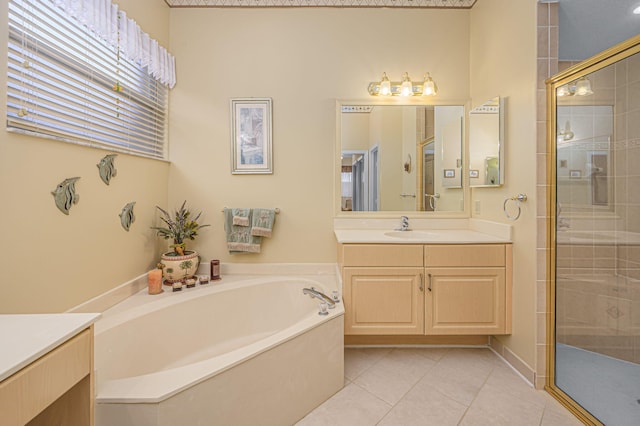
384, 231, 439, 239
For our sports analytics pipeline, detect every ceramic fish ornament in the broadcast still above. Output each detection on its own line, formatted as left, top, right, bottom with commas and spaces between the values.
97, 154, 118, 185
51, 177, 80, 215
119, 201, 136, 231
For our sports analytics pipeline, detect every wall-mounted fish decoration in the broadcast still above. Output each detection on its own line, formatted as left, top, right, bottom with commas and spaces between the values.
119, 201, 136, 231
51, 177, 80, 215
97, 154, 118, 185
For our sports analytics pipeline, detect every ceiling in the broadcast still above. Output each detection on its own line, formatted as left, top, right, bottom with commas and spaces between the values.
558, 0, 640, 61
164, 0, 476, 7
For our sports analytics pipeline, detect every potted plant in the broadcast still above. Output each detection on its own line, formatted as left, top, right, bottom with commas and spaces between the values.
152, 201, 209, 283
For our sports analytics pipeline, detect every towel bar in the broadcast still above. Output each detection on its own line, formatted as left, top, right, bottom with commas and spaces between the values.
221, 207, 280, 213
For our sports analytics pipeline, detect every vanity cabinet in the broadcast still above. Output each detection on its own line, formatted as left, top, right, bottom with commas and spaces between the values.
0, 316, 98, 426
341, 244, 424, 335
339, 243, 512, 337
424, 245, 510, 335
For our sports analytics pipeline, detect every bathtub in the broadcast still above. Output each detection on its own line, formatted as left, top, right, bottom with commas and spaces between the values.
94, 271, 344, 426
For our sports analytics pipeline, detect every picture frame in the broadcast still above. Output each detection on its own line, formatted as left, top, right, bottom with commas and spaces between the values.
444, 169, 455, 178
230, 98, 273, 174
569, 170, 581, 179
469, 169, 479, 178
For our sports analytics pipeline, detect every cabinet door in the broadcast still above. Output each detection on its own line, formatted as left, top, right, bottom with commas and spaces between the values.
343, 267, 424, 335
425, 268, 506, 335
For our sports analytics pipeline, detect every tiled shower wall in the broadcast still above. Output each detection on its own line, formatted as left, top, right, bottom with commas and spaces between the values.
544, 12, 640, 372
536, 0, 558, 390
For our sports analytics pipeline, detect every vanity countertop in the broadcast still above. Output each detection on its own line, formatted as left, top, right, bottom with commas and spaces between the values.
334, 228, 511, 244
0, 313, 100, 382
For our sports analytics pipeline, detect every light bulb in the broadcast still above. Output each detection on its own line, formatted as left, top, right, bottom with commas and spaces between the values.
422, 73, 437, 96
556, 84, 571, 97
379, 72, 391, 96
574, 77, 593, 96
400, 72, 413, 96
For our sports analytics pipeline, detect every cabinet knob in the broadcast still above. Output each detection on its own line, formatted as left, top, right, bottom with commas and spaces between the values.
427, 273, 432, 292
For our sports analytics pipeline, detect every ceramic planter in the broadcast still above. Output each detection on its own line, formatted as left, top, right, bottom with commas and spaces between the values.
160, 250, 199, 284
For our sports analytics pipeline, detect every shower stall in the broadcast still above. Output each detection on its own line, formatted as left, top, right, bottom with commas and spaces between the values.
547, 35, 640, 425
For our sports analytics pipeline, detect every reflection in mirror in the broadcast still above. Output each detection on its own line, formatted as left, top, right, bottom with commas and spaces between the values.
469, 97, 504, 187
339, 105, 464, 212
556, 104, 613, 212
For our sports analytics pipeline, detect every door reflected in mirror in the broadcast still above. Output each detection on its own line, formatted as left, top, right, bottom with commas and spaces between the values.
469, 97, 504, 187
339, 104, 464, 213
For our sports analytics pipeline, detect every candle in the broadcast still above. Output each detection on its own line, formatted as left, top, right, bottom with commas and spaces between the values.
210, 260, 221, 280
148, 269, 163, 295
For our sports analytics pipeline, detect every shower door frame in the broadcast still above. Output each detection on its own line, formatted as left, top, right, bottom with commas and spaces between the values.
545, 34, 640, 426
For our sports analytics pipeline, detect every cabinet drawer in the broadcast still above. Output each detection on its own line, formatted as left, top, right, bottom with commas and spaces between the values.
425, 244, 505, 267
342, 244, 423, 267
0, 328, 92, 425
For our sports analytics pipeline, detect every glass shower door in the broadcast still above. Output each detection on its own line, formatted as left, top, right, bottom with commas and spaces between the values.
548, 36, 640, 426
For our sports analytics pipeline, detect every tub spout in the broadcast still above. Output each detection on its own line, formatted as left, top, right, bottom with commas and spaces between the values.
303, 287, 335, 309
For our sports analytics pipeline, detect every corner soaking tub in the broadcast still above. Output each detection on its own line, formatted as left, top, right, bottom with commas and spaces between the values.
94, 274, 344, 426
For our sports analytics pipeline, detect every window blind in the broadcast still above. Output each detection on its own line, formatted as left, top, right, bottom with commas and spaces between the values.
7, 0, 168, 159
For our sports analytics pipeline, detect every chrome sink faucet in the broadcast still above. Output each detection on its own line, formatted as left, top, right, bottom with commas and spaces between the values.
397, 215, 410, 231
303, 287, 335, 309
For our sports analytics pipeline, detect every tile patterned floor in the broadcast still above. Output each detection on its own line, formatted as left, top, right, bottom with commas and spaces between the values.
297, 347, 582, 426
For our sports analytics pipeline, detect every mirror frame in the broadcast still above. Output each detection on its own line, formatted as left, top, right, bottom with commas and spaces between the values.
468, 96, 505, 188
335, 99, 471, 218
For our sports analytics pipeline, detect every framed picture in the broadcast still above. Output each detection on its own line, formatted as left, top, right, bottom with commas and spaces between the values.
444, 169, 455, 178
230, 98, 273, 174
569, 170, 581, 179
469, 169, 479, 178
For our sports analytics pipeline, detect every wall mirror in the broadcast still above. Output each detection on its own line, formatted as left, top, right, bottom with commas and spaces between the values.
468, 96, 504, 187
338, 103, 464, 213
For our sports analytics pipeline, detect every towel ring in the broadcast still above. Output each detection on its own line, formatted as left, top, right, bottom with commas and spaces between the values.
503, 194, 527, 221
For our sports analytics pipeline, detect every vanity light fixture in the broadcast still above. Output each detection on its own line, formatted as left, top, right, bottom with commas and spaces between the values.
556, 76, 593, 97
634, 5, 640, 14
368, 71, 438, 97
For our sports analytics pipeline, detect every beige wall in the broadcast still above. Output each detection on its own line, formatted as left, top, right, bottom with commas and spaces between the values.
0, 0, 171, 313
470, 0, 538, 371
168, 8, 470, 263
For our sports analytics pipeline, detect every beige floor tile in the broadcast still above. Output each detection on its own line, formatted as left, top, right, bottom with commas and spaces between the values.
302, 348, 582, 426
343, 347, 392, 381
485, 362, 548, 409
296, 382, 391, 426
459, 381, 545, 426
417, 358, 491, 406
352, 348, 436, 405
378, 379, 467, 425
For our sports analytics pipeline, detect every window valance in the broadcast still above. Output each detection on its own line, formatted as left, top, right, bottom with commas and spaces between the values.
51, 0, 176, 88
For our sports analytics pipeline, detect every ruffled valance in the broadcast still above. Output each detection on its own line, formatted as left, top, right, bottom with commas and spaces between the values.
50, 0, 176, 88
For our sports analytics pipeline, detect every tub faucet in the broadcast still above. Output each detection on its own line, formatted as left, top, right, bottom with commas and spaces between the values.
303, 287, 335, 309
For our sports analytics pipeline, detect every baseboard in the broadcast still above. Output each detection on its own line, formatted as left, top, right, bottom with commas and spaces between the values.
345, 335, 489, 346
489, 336, 536, 386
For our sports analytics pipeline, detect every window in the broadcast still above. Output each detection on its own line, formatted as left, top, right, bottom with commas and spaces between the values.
7, 0, 170, 159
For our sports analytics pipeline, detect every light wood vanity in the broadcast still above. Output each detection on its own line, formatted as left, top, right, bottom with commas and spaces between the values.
337, 239, 512, 344
0, 314, 99, 426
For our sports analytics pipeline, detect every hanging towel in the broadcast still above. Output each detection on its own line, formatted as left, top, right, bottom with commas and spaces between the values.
224, 208, 261, 253
232, 208, 250, 226
251, 208, 276, 238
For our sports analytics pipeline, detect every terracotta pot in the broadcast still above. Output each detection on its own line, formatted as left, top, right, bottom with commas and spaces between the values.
160, 250, 199, 284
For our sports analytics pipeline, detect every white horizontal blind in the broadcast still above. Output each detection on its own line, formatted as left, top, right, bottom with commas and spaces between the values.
7, 0, 168, 159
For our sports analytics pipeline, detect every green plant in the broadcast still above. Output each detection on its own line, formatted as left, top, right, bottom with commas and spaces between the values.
152, 201, 210, 255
